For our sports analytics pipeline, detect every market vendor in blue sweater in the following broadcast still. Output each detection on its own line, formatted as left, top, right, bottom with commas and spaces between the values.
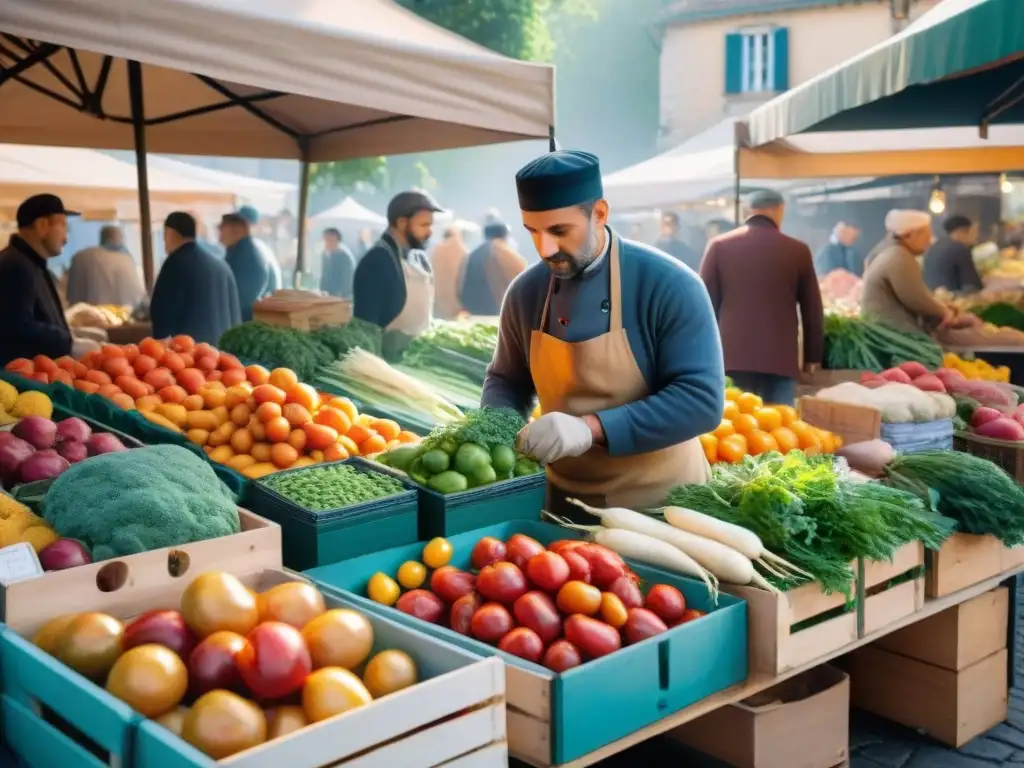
481, 150, 724, 516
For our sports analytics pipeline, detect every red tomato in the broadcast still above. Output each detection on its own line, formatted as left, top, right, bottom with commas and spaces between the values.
526, 551, 570, 593
505, 534, 546, 570
470, 537, 507, 570
235, 622, 312, 700
470, 603, 514, 644
564, 615, 621, 660
623, 608, 668, 645
555, 581, 601, 616
542, 640, 582, 672
645, 584, 686, 625
450, 593, 480, 636
499, 627, 544, 663
561, 550, 591, 584
395, 590, 445, 624
679, 608, 706, 624
599, 593, 628, 629
608, 575, 643, 609
547, 539, 586, 554
430, 567, 477, 604
476, 562, 528, 605
575, 544, 630, 589
513, 591, 562, 645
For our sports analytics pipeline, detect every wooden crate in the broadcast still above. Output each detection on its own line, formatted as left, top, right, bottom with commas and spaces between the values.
926, 532, 1005, 599
844, 645, 1008, 748
1002, 542, 1024, 571
860, 542, 925, 636
954, 431, 1024, 485
875, 587, 1008, 671
0, 508, 281, 626
1, 567, 505, 768
798, 397, 881, 445
253, 295, 352, 331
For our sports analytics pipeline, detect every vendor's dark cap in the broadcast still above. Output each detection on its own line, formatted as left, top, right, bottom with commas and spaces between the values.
165, 211, 196, 239
17, 194, 80, 227
516, 150, 603, 212
748, 189, 785, 209
220, 212, 246, 226
387, 190, 444, 224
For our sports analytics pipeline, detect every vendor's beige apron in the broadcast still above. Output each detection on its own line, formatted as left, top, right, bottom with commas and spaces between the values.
529, 233, 710, 515
386, 252, 434, 336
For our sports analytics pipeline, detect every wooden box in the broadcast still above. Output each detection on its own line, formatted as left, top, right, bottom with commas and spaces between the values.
1002, 542, 1024, 571
926, 532, 1004, 598
798, 397, 880, 445
253, 294, 352, 331
875, 587, 1008, 671
0, 508, 281, 625
844, 645, 1008, 748
861, 542, 925, 636
671, 665, 849, 768
0, 567, 505, 768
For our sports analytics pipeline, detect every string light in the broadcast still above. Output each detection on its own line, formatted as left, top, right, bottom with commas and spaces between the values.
928, 177, 946, 215
1001, 174, 1014, 194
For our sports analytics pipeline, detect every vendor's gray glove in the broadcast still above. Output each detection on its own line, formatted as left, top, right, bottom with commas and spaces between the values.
516, 412, 593, 465
71, 337, 101, 358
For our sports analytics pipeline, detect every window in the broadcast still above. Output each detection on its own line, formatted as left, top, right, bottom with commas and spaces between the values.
725, 28, 789, 95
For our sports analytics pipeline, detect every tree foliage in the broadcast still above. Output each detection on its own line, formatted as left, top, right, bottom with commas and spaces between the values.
310, 0, 595, 194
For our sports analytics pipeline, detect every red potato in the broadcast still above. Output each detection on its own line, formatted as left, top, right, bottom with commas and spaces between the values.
556, 581, 602, 616
623, 608, 668, 645
898, 361, 929, 379
476, 562, 528, 605
644, 584, 686, 625
450, 593, 480, 636
470, 537, 507, 570
547, 540, 586, 554
564, 614, 621, 659
513, 591, 562, 645
395, 590, 445, 624
562, 550, 591, 584
430, 567, 477, 604
608, 575, 643, 609
575, 544, 631, 589
505, 534, 546, 571
499, 627, 544, 663
526, 551, 570, 593
543, 640, 582, 673
470, 603, 514, 644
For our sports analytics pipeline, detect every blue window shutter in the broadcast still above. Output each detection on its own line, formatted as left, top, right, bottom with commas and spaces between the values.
725, 33, 743, 94
773, 27, 790, 92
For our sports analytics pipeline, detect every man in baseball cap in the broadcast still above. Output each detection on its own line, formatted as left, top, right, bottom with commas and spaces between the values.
353, 189, 444, 334
0, 194, 87, 365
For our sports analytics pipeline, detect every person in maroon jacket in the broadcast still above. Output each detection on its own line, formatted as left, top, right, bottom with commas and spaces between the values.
699, 190, 824, 406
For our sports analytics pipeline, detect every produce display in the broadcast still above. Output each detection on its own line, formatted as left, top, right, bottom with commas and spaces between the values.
942, 352, 1010, 382
816, 381, 956, 424
1, 414, 128, 488
701, 388, 841, 465
0, 490, 59, 554
66, 303, 134, 328
32, 572, 419, 759
259, 463, 407, 512
394, 322, 498, 406
668, 451, 955, 594
823, 314, 943, 372
377, 407, 542, 493
960, 401, 1024, 441
368, 534, 707, 669
0, 380, 53, 423
971, 303, 1024, 336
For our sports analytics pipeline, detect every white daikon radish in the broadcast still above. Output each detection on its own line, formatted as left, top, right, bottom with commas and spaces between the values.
564, 498, 777, 592
590, 527, 719, 602
662, 505, 813, 581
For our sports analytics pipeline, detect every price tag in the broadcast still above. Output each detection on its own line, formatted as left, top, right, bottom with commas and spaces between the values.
0, 543, 44, 585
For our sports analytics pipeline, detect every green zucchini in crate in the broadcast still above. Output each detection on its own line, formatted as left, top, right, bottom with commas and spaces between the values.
305, 520, 749, 765
242, 457, 419, 569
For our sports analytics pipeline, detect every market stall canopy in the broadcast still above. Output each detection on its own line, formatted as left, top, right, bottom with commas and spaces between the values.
140, 156, 296, 215
312, 197, 386, 227
0, 143, 233, 221
0, 0, 555, 161
746, 0, 1024, 145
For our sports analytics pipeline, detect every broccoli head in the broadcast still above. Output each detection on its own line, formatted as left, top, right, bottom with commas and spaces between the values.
42, 445, 241, 561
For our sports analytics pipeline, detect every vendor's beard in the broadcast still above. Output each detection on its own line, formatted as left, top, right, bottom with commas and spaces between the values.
545, 224, 600, 280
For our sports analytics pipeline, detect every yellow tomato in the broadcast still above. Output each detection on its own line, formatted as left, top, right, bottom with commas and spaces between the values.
422, 537, 453, 569
736, 392, 763, 414
396, 561, 427, 590
724, 387, 742, 402
367, 572, 400, 606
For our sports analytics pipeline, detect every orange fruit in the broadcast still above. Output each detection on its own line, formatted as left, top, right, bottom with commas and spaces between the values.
256, 402, 283, 423
100, 344, 126, 359
817, 429, 836, 454
139, 338, 165, 360
722, 401, 740, 420
304, 423, 339, 451
346, 423, 373, 445
268, 368, 299, 392
327, 397, 359, 424
230, 403, 252, 427
770, 427, 799, 453
170, 335, 195, 354
698, 434, 718, 463
220, 369, 248, 388
230, 428, 254, 455
360, 434, 388, 455
788, 419, 815, 443
158, 385, 188, 405
265, 417, 292, 443
251, 443, 272, 463
314, 407, 352, 435
283, 403, 313, 428
249, 419, 267, 442
746, 429, 779, 456
731, 413, 759, 436
286, 384, 319, 413
270, 443, 299, 469
324, 443, 349, 462
712, 419, 736, 440
370, 419, 401, 442
338, 435, 360, 456
754, 407, 783, 432
772, 404, 798, 426
397, 431, 419, 444
736, 392, 763, 414
287, 429, 308, 452
245, 365, 270, 386
201, 387, 226, 409
252, 384, 287, 406
224, 385, 252, 409
718, 434, 748, 464
724, 387, 742, 402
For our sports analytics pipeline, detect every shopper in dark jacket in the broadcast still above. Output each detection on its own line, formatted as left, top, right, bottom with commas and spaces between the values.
320, 228, 356, 299
923, 214, 982, 294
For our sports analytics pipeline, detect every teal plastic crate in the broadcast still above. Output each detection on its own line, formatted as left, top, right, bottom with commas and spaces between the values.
242, 458, 420, 569
306, 519, 748, 765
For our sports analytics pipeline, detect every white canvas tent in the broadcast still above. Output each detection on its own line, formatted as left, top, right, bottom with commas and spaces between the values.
312, 197, 386, 227
141, 156, 295, 215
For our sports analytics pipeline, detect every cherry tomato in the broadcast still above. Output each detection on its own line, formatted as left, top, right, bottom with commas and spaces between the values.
526, 551, 570, 593
608, 575, 643, 609
429, 567, 477, 604
470, 537, 507, 570
575, 544, 630, 589
564, 614, 621, 659
555, 580, 601, 616
498, 627, 544, 663
476, 562, 528, 605
450, 593, 480, 635
543, 639, 582, 672
562, 550, 591, 584
470, 603, 514, 644
395, 590, 445, 624
599, 592, 628, 629
624, 608, 668, 645
679, 608, 706, 624
505, 534, 546, 571
422, 537, 453, 569
645, 584, 686, 625
513, 591, 562, 645
547, 540, 587, 555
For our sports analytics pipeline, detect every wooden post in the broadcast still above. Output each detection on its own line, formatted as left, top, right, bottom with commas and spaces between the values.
128, 60, 155, 291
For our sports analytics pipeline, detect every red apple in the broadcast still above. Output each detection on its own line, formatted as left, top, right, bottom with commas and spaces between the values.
236, 621, 312, 700
188, 631, 246, 697
123, 609, 197, 659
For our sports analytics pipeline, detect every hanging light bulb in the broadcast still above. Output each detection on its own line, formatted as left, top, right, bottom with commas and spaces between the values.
928, 184, 946, 215
1001, 174, 1014, 194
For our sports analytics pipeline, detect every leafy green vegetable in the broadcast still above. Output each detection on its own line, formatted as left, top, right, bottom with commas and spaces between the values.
313, 320, 383, 358
824, 314, 943, 372
975, 302, 1024, 332
260, 463, 405, 512
403, 321, 497, 365
667, 451, 955, 595
423, 407, 526, 453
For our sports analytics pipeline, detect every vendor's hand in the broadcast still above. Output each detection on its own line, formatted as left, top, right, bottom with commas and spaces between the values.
938, 308, 956, 328
71, 337, 101, 359
516, 412, 594, 465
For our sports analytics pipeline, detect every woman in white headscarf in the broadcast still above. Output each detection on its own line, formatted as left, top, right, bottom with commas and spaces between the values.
861, 210, 968, 335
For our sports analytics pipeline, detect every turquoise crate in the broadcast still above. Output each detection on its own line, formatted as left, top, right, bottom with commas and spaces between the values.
242, 458, 420, 569
306, 520, 748, 765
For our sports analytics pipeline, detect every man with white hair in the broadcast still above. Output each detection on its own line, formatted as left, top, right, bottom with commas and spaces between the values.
814, 221, 862, 277
861, 209, 957, 334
